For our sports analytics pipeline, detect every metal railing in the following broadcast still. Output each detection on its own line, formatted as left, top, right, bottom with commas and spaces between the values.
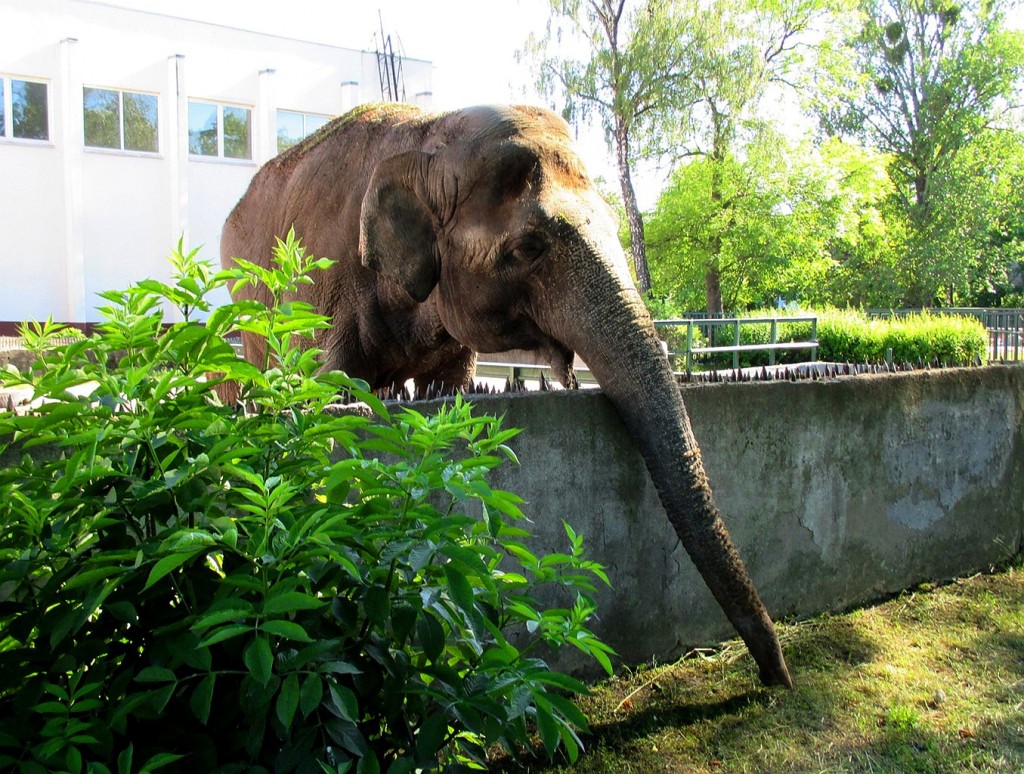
473, 361, 598, 387
656, 316, 819, 372
475, 316, 819, 384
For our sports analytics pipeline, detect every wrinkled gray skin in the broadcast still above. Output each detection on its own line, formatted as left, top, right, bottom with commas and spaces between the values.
222, 103, 792, 688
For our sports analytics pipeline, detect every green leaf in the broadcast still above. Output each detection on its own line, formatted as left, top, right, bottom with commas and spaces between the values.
558, 721, 581, 763
390, 603, 418, 644
134, 667, 177, 683
415, 709, 449, 760
117, 744, 133, 774
533, 693, 561, 758
140, 752, 187, 771
32, 701, 69, 715
263, 591, 325, 615
321, 660, 362, 676
244, 637, 274, 686
416, 613, 445, 662
145, 684, 177, 715
276, 673, 300, 729
198, 624, 252, 647
442, 565, 479, 621
66, 745, 83, 774
328, 683, 359, 723
144, 552, 196, 590
385, 759, 415, 774
357, 753, 381, 774
190, 673, 215, 725
546, 692, 590, 732
324, 463, 352, 503
260, 619, 314, 642
299, 673, 323, 718
191, 606, 255, 631
62, 565, 124, 591
531, 671, 587, 694
363, 586, 391, 626
164, 529, 216, 550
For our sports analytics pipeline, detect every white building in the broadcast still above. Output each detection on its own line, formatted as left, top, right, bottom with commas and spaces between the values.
0, 0, 432, 329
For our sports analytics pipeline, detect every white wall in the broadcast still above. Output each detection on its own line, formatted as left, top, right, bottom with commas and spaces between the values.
0, 0, 432, 324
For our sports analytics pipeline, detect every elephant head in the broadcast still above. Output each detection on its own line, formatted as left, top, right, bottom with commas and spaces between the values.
358, 105, 792, 687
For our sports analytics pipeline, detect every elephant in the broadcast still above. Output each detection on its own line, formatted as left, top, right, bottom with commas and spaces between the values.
221, 103, 792, 688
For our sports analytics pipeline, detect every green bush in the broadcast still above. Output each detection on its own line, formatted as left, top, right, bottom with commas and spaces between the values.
817, 309, 987, 365
652, 304, 987, 371
0, 234, 612, 773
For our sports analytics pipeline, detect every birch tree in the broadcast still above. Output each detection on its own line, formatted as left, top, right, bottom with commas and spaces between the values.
525, 0, 696, 293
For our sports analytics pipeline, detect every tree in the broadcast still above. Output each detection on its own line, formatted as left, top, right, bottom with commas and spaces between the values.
646, 132, 896, 310
815, 0, 1024, 305
671, 0, 829, 313
525, 0, 697, 293
918, 127, 1024, 304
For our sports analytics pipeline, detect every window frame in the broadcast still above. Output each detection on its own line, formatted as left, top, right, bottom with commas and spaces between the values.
276, 109, 331, 153
0, 74, 51, 143
188, 99, 253, 162
82, 85, 160, 155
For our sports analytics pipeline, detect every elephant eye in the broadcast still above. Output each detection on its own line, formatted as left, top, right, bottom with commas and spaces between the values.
509, 234, 547, 263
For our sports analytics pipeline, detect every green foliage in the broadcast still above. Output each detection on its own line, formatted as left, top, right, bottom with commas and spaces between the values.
912, 129, 1024, 307
629, 0, 1024, 310
646, 134, 899, 312
813, 0, 1024, 306
0, 234, 612, 773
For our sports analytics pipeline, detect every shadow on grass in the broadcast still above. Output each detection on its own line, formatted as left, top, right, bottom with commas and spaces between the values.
489, 692, 768, 774
489, 568, 1024, 773
491, 618, 880, 773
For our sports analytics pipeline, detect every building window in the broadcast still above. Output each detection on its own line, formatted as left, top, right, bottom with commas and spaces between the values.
189, 101, 252, 160
277, 110, 329, 153
83, 87, 158, 152
0, 76, 49, 141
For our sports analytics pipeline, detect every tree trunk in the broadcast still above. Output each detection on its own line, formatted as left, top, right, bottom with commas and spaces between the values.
614, 120, 652, 294
705, 109, 729, 315
705, 261, 724, 315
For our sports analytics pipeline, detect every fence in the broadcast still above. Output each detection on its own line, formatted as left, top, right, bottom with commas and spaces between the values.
473, 360, 598, 387
474, 316, 819, 384
655, 316, 819, 372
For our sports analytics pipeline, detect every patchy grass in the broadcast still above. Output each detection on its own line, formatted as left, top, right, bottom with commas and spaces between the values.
494, 561, 1024, 773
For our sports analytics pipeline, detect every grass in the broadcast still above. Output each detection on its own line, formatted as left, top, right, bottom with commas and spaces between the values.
492, 559, 1024, 773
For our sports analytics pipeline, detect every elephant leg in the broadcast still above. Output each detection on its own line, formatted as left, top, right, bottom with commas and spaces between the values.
240, 330, 268, 370
413, 345, 476, 397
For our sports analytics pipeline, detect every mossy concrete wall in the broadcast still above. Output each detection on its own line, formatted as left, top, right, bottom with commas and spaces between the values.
456, 365, 1024, 674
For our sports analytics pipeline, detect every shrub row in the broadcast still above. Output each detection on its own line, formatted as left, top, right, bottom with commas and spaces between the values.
655, 308, 988, 370
816, 309, 988, 366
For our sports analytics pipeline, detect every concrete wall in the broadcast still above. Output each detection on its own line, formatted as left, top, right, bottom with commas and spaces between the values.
4, 360, 1018, 675
454, 366, 1024, 674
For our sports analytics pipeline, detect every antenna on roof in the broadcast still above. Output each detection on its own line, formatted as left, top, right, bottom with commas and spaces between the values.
375, 11, 405, 103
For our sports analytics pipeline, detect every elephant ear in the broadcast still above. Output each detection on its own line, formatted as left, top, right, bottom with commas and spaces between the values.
359, 150, 440, 303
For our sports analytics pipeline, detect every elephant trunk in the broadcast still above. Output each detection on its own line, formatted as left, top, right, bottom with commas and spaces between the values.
550, 260, 792, 689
